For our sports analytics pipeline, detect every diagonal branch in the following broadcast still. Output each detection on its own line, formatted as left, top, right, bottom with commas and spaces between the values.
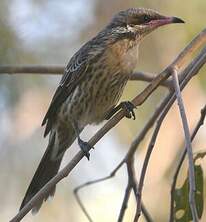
10, 28, 206, 222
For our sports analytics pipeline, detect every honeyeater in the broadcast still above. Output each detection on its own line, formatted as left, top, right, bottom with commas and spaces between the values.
20, 8, 184, 213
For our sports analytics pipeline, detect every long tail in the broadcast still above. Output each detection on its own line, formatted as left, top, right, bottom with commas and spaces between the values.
20, 122, 76, 213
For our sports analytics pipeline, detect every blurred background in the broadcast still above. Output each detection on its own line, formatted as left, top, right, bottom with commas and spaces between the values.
0, 0, 206, 221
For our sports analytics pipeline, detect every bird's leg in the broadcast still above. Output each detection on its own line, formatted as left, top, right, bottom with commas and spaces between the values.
72, 121, 93, 160
105, 101, 136, 120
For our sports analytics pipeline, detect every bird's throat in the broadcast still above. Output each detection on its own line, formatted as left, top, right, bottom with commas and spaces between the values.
107, 39, 139, 73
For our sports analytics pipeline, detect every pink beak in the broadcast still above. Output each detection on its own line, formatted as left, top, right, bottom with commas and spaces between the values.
149, 16, 185, 28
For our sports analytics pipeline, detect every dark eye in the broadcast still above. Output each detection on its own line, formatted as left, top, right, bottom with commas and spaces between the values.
143, 15, 151, 23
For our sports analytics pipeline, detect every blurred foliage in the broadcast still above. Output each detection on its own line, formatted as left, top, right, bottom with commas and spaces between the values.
0, 0, 44, 106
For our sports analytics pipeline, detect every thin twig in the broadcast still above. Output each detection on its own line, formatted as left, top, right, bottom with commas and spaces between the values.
0, 65, 170, 88
74, 174, 116, 222
118, 178, 132, 222
0, 65, 64, 74
171, 69, 199, 221
127, 158, 154, 222
118, 158, 137, 222
134, 101, 171, 221
130, 72, 172, 88
10, 29, 206, 222
169, 105, 206, 222
118, 158, 154, 222
74, 189, 93, 222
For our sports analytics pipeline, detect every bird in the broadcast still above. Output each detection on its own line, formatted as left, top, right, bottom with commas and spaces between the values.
20, 8, 184, 213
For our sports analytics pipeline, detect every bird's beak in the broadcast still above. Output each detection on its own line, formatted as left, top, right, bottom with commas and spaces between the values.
171, 17, 185, 24
149, 16, 185, 28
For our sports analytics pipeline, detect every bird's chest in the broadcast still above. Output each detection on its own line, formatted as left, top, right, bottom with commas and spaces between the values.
61, 68, 128, 127
106, 40, 139, 73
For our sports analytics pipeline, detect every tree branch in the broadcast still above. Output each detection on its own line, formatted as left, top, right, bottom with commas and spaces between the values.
117, 159, 134, 222
74, 188, 93, 222
169, 105, 206, 222
130, 72, 172, 88
171, 69, 199, 221
0, 65, 64, 74
118, 158, 154, 222
74, 175, 113, 222
0, 65, 171, 88
10, 28, 206, 222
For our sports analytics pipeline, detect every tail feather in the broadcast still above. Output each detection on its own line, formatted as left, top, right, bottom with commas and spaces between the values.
20, 134, 63, 213
20, 122, 76, 213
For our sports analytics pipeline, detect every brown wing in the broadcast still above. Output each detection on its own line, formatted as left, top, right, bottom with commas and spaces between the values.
42, 52, 89, 137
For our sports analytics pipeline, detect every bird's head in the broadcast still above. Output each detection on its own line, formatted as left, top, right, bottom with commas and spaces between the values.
108, 8, 184, 40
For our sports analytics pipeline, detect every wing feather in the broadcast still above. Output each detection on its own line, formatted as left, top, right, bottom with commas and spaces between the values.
41, 32, 106, 136
42, 52, 89, 136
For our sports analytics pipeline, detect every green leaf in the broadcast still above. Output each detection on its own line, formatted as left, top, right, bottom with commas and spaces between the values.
174, 165, 204, 221
194, 151, 206, 162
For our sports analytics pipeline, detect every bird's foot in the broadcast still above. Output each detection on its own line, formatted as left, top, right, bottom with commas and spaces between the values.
78, 138, 93, 160
105, 101, 136, 120
120, 101, 136, 120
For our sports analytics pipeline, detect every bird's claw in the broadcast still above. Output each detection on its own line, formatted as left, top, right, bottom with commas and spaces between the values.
78, 138, 93, 160
121, 101, 136, 120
